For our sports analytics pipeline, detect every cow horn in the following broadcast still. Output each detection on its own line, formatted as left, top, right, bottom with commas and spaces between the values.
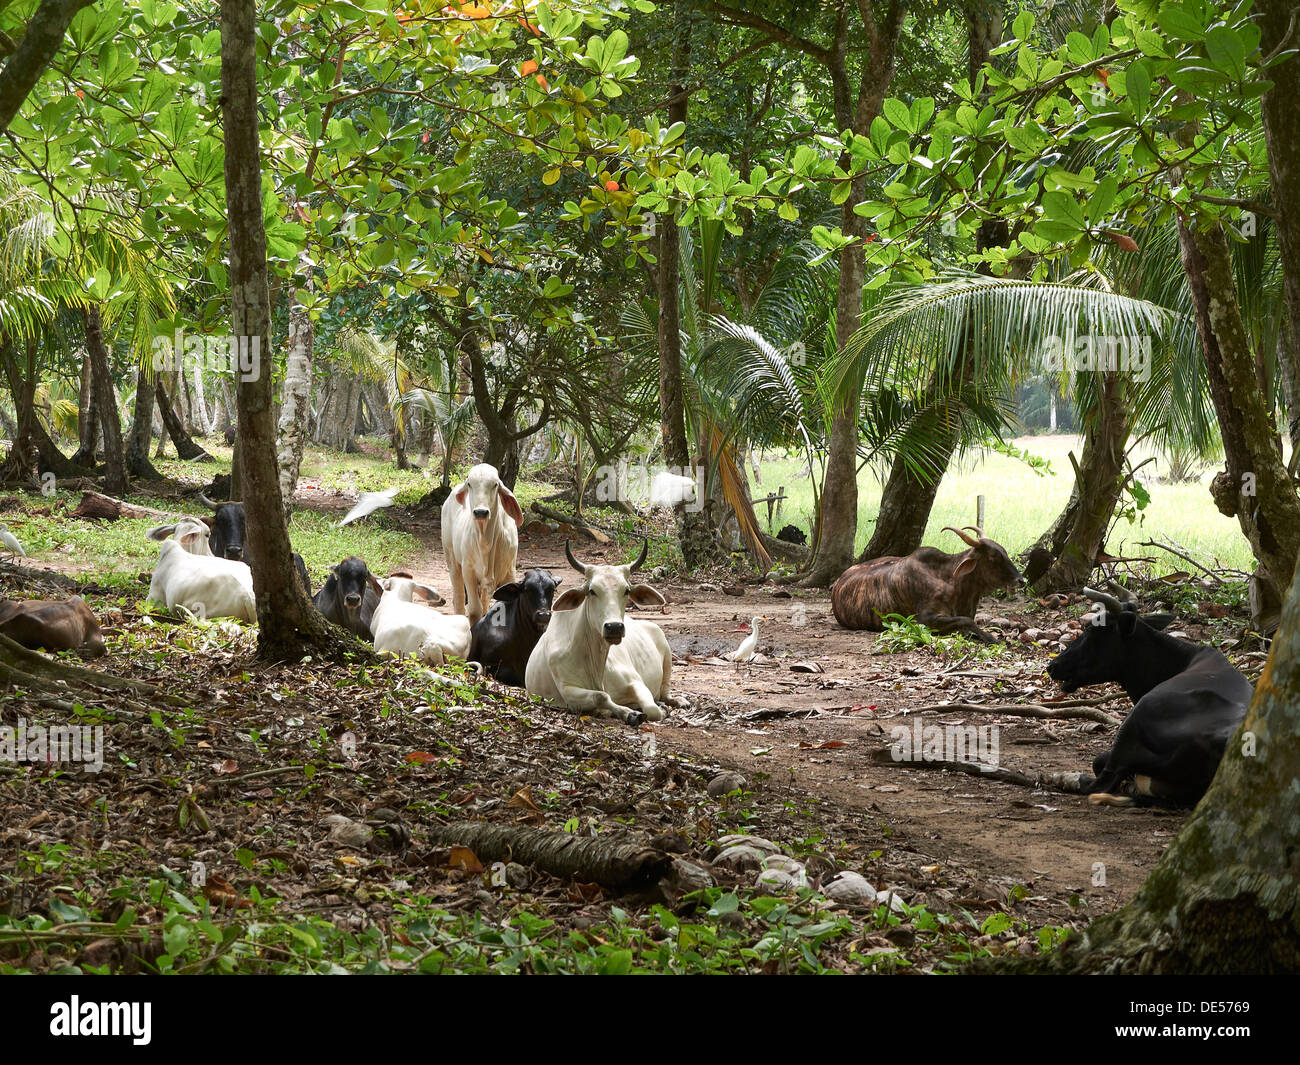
564, 540, 588, 575
942, 526, 981, 548
628, 538, 649, 572
198, 492, 221, 511
1082, 587, 1124, 612
963, 525, 985, 540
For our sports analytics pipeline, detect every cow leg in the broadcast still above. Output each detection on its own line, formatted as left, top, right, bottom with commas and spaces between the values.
556, 683, 645, 726
916, 613, 995, 643
448, 564, 467, 617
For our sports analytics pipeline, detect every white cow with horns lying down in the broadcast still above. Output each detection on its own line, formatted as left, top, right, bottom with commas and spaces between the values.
525, 540, 687, 726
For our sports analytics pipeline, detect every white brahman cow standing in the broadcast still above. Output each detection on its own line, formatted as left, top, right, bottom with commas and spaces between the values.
525, 540, 687, 725
441, 463, 524, 626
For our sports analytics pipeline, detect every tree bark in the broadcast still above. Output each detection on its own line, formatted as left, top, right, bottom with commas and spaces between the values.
427, 822, 671, 892
0, 0, 97, 134
1033, 372, 1132, 592
1259, 0, 1300, 426
801, 2, 907, 585
71, 356, 99, 467
82, 305, 128, 496
658, 0, 720, 568
220, 0, 368, 662
1180, 219, 1300, 588
126, 367, 163, 480
155, 375, 211, 461
276, 294, 314, 511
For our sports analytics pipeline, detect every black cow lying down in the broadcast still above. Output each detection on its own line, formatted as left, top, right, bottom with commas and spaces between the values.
1048, 588, 1253, 807
469, 568, 562, 687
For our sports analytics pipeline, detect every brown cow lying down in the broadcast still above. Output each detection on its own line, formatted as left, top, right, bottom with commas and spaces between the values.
0, 597, 107, 657
830, 526, 1021, 642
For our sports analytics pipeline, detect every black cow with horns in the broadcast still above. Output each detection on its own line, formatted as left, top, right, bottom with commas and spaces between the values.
1048, 587, 1253, 806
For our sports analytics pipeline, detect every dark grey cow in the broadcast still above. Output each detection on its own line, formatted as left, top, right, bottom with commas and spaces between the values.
468, 568, 562, 687
1048, 588, 1253, 806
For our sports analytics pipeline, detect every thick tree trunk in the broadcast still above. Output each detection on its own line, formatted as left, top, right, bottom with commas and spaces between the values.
1259, 0, 1300, 423
1180, 219, 1300, 588
0, 0, 97, 135
1008, 550, 1300, 973
126, 367, 163, 480
1033, 373, 1132, 592
155, 375, 211, 461
276, 289, 314, 511
658, 0, 719, 568
801, 5, 905, 585
0, 340, 39, 481
82, 304, 128, 496
220, 0, 364, 662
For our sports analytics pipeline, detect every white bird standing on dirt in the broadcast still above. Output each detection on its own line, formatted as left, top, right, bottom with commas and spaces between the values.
339, 486, 400, 526
728, 616, 765, 664
0, 523, 26, 559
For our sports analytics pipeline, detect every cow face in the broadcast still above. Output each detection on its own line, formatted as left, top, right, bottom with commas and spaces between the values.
201, 501, 246, 560
494, 568, 562, 632
70, 597, 108, 658
330, 556, 374, 615
553, 563, 663, 645
1048, 603, 1175, 692
454, 463, 524, 528
955, 537, 1022, 592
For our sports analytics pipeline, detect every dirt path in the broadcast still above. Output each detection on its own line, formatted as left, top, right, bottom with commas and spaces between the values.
394, 523, 1180, 919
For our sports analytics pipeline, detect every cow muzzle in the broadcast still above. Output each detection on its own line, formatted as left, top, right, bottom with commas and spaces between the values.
345, 593, 362, 609
472, 508, 490, 521
224, 547, 243, 561
534, 610, 551, 631
603, 621, 625, 644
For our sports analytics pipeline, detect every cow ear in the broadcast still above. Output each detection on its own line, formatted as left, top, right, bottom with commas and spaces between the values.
413, 583, 446, 606
553, 588, 587, 611
628, 584, 666, 608
954, 557, 976, 579
201, 516, 216, 529
453, 482, 469, 505
367, 574, 385, 597
498, 484, 524, 526
493, 582, 523, 603
1144, 612, 1176, 631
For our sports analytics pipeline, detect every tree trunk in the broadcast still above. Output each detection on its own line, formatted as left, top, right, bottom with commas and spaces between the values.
82, 304, 128, 496
1259, 0, 1300, 434
801, 4, 905, 585
0, 0, 97, 135
220, 0, 363, 661
71, 356, 98, 467
1180, 219, 1300, 588
276, 288, 314, 512
1033, 372, 1132, 592
190, 358, 213, 435
657, 0, 719, 568
155, 375, 211, 461
126, 367, 163, 480
1009, 549, 1300, 973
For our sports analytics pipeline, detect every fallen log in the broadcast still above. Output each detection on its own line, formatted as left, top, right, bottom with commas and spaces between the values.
527, 502, 612, 543
869, 748, 1093, 794
0, 632, 186, 704
427, 821, 672, 891
909, 701, 1123, 726
71, 491, 185, 523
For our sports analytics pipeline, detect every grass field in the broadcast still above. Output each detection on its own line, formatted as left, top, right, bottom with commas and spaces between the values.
754, 434, 1257, 573
1, 432, 1261, 583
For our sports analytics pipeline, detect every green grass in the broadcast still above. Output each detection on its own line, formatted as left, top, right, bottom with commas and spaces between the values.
756, 434, 1256, 572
